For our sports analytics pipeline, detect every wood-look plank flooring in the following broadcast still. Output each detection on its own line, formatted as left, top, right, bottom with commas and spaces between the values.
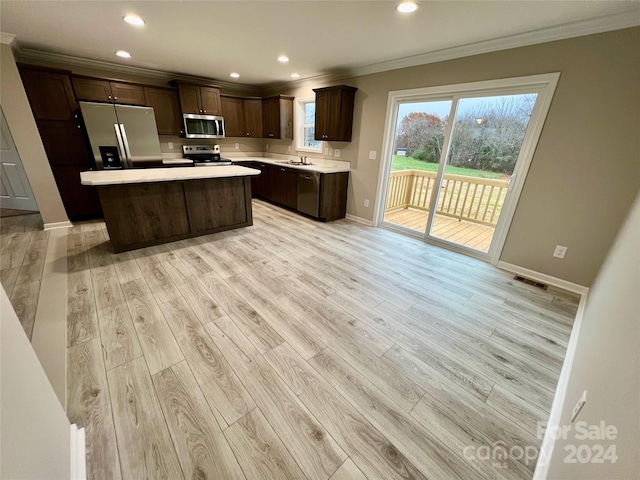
384, 207, 495, 251
0, 213, 46, 339
64, 200, 578, 480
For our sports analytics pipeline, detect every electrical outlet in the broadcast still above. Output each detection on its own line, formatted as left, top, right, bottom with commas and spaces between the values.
167, 142, 174, 150
364, 199, 370, 207
553, 245, 568, 259
287, 145, 291, 152
334, 149, 341, 157
266, 144, 269, 150
325, 147, 329, 155
369, 151, 377, 160
571, 390, 587, 423
234, 143, 239, 150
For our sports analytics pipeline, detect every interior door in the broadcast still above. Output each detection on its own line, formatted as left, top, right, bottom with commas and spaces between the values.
0, 108, 39, 211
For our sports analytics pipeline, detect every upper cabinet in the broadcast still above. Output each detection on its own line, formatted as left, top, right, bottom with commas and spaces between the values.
71, 76, 146, 105
176, 83, 221, 115
19, 66, 77, 121
313, 85, 357, 142
262, 95, 294, 139
144, 87, 182, 136
221, 96, 263, 138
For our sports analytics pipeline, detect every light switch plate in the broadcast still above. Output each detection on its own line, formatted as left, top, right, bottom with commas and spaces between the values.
369, 151, 377, 160
334, 149, 341, 157
571, 390, 587, 423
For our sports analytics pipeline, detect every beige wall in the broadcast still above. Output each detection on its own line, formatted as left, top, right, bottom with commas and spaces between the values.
545, 191, 639, 479
0, 44, 68, 224
1, 285, 71, 479
275, 27, 640, 286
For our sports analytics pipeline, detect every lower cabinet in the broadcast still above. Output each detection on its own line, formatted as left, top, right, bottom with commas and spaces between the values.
96, 177, 253, 252
241, 161, 348, 221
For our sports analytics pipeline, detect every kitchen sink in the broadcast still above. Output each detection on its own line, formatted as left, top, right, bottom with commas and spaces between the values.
277, 160, 314, 166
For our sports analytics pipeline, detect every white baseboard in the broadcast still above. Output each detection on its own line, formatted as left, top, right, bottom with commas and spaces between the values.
533, 290, 589, 479
496, 261, 589, 295
70, 424, 86, 480
43, 220, 73, 231
345, 213, 374, 226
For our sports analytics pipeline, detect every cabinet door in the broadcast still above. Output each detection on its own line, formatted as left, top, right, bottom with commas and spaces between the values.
178, 84, 202, 114
144, 87, 182, 135
326, 89, 343, 140
19, 68, 77, 121
255, 163, 272, 199
200, 87, 221, 115
109, 82, 146, 105
221, 96, 245, 137
271, 166, 288, 205
278, 97, 294, 139
244, 99, 263, 137
314, 90, 329, 140
50, 165, 102, 220
262, 97, 279, 138
71, 77, 112, 103
284, 169, 298, 209
36, 120, 91, 167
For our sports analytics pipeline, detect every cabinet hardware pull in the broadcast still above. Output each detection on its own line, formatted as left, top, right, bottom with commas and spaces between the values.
114, 97, 117, 101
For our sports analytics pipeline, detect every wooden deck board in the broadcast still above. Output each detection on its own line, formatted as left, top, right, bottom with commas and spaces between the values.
384, 207, 495, 251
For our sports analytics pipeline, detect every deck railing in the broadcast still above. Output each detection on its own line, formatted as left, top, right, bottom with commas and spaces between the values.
385, 169, 509, 226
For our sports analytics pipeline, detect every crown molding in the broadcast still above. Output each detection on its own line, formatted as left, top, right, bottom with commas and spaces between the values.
13, 47, 259, 93
1, 32, 16, 45
263, 9, 640, 91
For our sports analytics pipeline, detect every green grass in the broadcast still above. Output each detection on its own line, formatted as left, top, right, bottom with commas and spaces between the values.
391, 155, 504, 179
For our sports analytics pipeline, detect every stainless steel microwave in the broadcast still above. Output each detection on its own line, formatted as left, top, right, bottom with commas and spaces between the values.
183, 114, 225, 139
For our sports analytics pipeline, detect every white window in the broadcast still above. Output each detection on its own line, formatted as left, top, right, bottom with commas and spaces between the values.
296, 98, 322, 153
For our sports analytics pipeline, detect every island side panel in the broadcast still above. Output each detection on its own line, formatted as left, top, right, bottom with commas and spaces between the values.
183, 177, 252, 233
98, 182, 191, 252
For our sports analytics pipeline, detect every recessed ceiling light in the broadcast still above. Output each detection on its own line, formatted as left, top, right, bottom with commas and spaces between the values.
277, 55, 290, 63
115, 50, 131, 58
396, 2, 419, 13
123, 15, 145, 26
230, 72, 240, 78
291, 73, 300, 79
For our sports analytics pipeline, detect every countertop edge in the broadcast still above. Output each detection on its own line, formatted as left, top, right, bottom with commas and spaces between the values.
80, 165, 260, 186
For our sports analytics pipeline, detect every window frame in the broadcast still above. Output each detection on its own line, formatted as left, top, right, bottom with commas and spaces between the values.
295, 97, 323, 153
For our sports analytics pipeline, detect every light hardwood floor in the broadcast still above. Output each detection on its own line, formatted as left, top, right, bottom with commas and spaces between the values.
45, 200, 579, 479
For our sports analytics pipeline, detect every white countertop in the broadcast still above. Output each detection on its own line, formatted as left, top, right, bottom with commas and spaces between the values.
232, 157, 350, 174
80, 165, 260, 186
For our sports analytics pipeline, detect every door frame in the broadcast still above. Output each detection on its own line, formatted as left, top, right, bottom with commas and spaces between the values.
373, 72, 560, 265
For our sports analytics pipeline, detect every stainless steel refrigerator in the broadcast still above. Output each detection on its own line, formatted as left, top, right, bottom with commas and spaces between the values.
79, 101, 162, 169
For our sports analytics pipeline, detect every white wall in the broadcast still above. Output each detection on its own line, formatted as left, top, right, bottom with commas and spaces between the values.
545, 193, 640, 479
1, 285, 71, 479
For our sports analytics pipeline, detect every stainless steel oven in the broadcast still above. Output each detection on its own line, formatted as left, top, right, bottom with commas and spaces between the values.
183, 114, 225, 139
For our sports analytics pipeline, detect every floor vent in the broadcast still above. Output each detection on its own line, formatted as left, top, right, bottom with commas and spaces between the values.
514, 275, 548, 290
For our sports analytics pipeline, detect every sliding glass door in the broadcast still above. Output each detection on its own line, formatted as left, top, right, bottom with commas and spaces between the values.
377, 74, 559, 262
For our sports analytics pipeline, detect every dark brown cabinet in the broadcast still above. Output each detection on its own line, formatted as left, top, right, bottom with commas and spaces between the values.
18, 66, 77, 120
313, 85, 357, 142
144, 87, 181, 135
221, 96, 263, 138
19, 66, 102, 220
71, 76, 146, 105
271, 166, 298, 209
176, 84, 221, 115
244, 98, 263, 137
220, 96, 244, 137
262, 95, 294, 139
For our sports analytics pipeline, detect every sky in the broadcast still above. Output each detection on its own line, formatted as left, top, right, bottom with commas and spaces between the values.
395, 93, 537, 128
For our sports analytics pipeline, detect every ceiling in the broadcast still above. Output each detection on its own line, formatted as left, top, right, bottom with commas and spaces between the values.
2, 1, 639, 87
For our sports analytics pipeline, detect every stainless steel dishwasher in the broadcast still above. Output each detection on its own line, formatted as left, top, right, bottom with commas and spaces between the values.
297, 172, 321, 218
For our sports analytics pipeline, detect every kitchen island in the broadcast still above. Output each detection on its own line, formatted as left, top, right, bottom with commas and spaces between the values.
81, 165, 260, 252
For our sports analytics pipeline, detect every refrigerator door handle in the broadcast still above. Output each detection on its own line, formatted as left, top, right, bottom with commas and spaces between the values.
114, 123, 127, 167
119, 124, 133, 168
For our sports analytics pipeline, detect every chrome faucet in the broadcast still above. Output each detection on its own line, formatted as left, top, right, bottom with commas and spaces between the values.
300, 156, 308, 165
